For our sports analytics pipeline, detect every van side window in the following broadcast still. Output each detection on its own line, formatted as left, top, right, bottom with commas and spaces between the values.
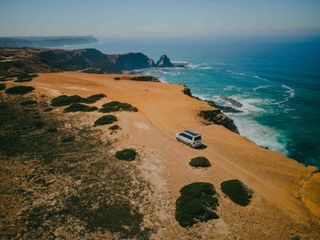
180, 133, 192, 140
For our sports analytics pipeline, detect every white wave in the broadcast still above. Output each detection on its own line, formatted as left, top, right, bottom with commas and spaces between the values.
199, 66, 213, 70
269, 84, 295, 105
189, 63, 210, 69
232, 116, 288, 154
172, 60, 188, 65
223, 85, 239, 91
226, 69, 269, 81
282, 84, 295, 98
253, 75, 268, 81
195, 93, 288, 154
193, 93, 211, 100
173, 60, 211, 69
253, 85, 271, 92
227, 96, 268, 113
283, 108, 294, 113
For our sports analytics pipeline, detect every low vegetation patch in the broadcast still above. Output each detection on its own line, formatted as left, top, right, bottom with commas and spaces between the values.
99, 101, 138, 113
109, 124, 120, 131
129, 76, 159, 82
5, 86, 34, 95
176, 182, 219, 227
0, 97, 151, 239
51, 95, 83, 107
94, 115, 117, 126
51, 94, 106, 107
189, 156, 211, 168
20, 100, 37, 106
0, 76, 11, 82
0, 83, 5, 90
114, 77, 121, 80
220, 179, 253, 206
83, 94, 106, 104
115, 148, 137, 161
63, 103, 98, 113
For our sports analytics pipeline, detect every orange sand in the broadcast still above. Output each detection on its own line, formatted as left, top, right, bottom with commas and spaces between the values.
27, 72, 320, 239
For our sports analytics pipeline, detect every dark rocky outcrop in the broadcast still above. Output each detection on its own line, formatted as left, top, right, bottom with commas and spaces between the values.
38, 48, 113, 72
156, 55, 174, 67
182, 87, 193, 97
220, 96, 243, 108
207, 100, 243, 113
182, 87, 242, 113
199, 110, 239, 133
108, 52, 155, 71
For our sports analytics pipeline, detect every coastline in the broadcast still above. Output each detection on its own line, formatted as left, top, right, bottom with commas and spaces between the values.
1, 71, 319, 239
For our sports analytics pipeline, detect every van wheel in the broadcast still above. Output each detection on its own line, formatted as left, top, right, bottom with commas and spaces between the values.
176, 137, 180, 142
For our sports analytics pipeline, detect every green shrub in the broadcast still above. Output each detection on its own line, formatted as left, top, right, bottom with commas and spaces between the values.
51, 95, 83, 107
51, 94, 106, 107
83, 94, 106, 104
0, 83, 5, 90
189, 157, 211, 168
20, 100, 37, 106
176, 182, 219, 227
33, 120, 45, 129
115, 148, 137, 161
109, 125, 120, 131
220, 179, 252, 206
63, 103, 98, 113
5, 86, 34, 95
0, 76, 11, 82
94, 115, 117, 126
129, 76, 159, 82
99, 101, 138, 113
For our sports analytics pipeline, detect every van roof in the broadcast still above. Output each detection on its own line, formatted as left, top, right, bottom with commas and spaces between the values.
183, 130, 200, 137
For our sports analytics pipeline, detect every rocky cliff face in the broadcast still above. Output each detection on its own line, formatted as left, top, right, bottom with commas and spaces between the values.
156, 55, 174, 67
199, 110, 239, 133
0, 48, 174, 75
38, 48, 113, 71
108, 52, 156, 71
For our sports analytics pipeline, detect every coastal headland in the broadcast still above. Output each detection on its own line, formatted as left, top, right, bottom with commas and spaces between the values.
0, 47, 319, 239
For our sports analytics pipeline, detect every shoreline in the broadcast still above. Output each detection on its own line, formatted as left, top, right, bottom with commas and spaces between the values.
1, 71, 319, 239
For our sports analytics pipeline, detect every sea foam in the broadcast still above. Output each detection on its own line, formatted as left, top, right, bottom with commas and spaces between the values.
232, 117, 288, 154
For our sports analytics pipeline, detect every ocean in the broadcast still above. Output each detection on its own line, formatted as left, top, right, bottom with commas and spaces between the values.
63, 36, 320, 167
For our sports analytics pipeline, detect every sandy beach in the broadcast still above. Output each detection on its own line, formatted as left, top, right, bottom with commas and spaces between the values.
1, 72, 319, 239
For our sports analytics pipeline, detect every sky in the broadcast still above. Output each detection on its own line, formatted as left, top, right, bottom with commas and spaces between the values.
0, 0, 320, 38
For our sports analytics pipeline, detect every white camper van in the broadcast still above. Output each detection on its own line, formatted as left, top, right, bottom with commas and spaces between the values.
176, 130, 202, 148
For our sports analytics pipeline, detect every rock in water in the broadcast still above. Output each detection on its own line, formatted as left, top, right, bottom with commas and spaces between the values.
156, 55, 174, 67
220, 96, 243, 108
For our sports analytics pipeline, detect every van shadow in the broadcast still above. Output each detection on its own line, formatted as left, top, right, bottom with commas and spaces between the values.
195, 144, 207, 150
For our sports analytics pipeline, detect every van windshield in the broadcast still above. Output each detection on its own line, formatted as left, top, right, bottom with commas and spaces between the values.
194, 136, 201, 141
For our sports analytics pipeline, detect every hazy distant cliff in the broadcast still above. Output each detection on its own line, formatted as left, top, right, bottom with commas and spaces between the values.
0, 36, 98, 48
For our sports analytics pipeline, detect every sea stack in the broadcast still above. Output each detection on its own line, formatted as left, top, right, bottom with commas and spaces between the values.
156, 55, 174, 67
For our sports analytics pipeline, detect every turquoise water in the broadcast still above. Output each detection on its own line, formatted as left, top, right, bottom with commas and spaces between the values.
64, 36, 320, 167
